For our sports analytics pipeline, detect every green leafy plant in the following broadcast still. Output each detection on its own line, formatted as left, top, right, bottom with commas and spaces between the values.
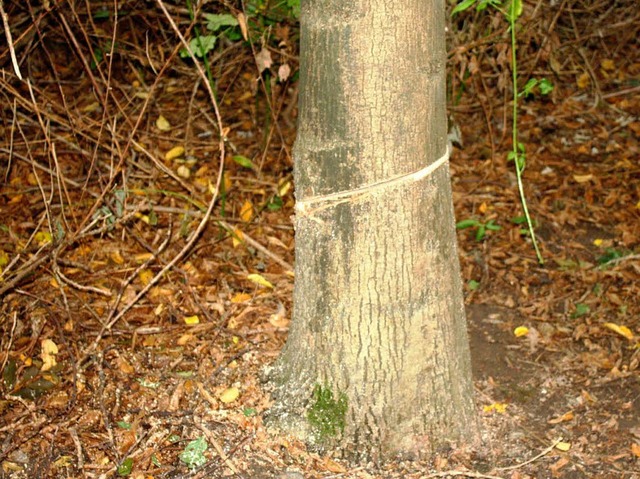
307, 384, 348, 443
179, 13, 239, 59
520, 77, 554, 98
467, 279, 480, 291
453, 0, 550, 263
596, 247, 628, 266
179, 436, 208, 469
246, 0, 300, 23
456, 218, 502, 241
117, 457, 133, 476
571, 303, 590, 318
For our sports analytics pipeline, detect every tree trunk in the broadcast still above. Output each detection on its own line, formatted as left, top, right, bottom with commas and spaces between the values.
267, 0, 479, 461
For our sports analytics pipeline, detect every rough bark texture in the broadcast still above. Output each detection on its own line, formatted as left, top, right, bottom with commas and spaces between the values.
267, 0, 479, 461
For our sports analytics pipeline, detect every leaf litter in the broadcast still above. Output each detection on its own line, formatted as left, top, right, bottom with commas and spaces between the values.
0, 0, 638, 478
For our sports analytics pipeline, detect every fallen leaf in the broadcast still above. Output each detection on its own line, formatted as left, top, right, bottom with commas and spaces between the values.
323, 457, 346, 473
165, 145, 185, 161
177, 334, 195, 346
255, 48, 272, 74
548, 410, 574, 424
576, 72, 590, 89
156, 115, 171, 131
223, 171, 233, 192
184, 315, 200, 325
117, 356, 135, 374
34, 231, 52, 246
240, 200, 254, 222
219, 387, 240, 404
53, 456, 74, 468
138, 269, 154, 285
177, 165, 190, 179
278, 179, 291, 197
631, 442, 640, 457
237, 12, 248, 41
555, 441, 571, 451
41, 339, 59, 371
110, 251, 125, 265
601, 59, 615, 71
278, 63, 291, 82
231, 292, 251, 303
604, 322, 634, 340
514, 326, 529, 337
247, 273, 273, 289
483, 403, 508, 414
573, 174, 593, 183
232, 155, 255, 169
231, 228, 244, 248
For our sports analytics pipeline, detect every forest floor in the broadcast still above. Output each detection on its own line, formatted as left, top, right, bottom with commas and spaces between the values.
0, 2, 639, 478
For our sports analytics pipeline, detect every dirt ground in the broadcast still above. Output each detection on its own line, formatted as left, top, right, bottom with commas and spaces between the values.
0, 1, 639, 478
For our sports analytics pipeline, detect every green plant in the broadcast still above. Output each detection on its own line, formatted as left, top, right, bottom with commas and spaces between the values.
597, 247, 628, 266
452, 0, 552, 264
117, 457, 133, 476
179, 13, 239, 59
179, 436, 208, 469
456, 218, 502, 241
246, 0, 300, 23
571, 303, 590, 318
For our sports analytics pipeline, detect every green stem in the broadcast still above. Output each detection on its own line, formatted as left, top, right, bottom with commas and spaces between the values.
509, 3, 543, 264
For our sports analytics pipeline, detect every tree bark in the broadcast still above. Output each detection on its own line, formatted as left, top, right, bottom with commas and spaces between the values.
267, 0, 479, 461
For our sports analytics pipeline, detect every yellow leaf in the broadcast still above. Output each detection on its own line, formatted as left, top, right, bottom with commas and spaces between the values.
478, 202, 487, 214
604, 322, 634, 340
240, 200, 254, 222
53, 456, 74, 468
548, 411, 574, 424
223, 171, 233, 193
135, 253, 154, 263
156, 115, 171, 131
0, 250, 8, 267
134, 212, 151, 225
483, 403, 508, 414
323, 457, 346, 473
117, 356, 135, 374
2, 461, 23, 472
555, 441, 571, 452
277, 179, 291, 197
164, 145, 185, 161
231, 292, 251, 303
593, 238, 603, 247
41, 339, 59, 371
184, 315, 200, 325
601, 59, 615, 71
176, 165, 191, 179
514, 326, 529, 337
231, 228, 244, 248
576, 72, 590, 89
177, 333, 195, 345
573, 174, 593, 183
110, 251, 125, 265
42, 339, 58, 355
631, 442, 640, 457
34, 231, 52, 246
219, 386, 240, 404
138, 269, 154, 285
247, 273, 273, 289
